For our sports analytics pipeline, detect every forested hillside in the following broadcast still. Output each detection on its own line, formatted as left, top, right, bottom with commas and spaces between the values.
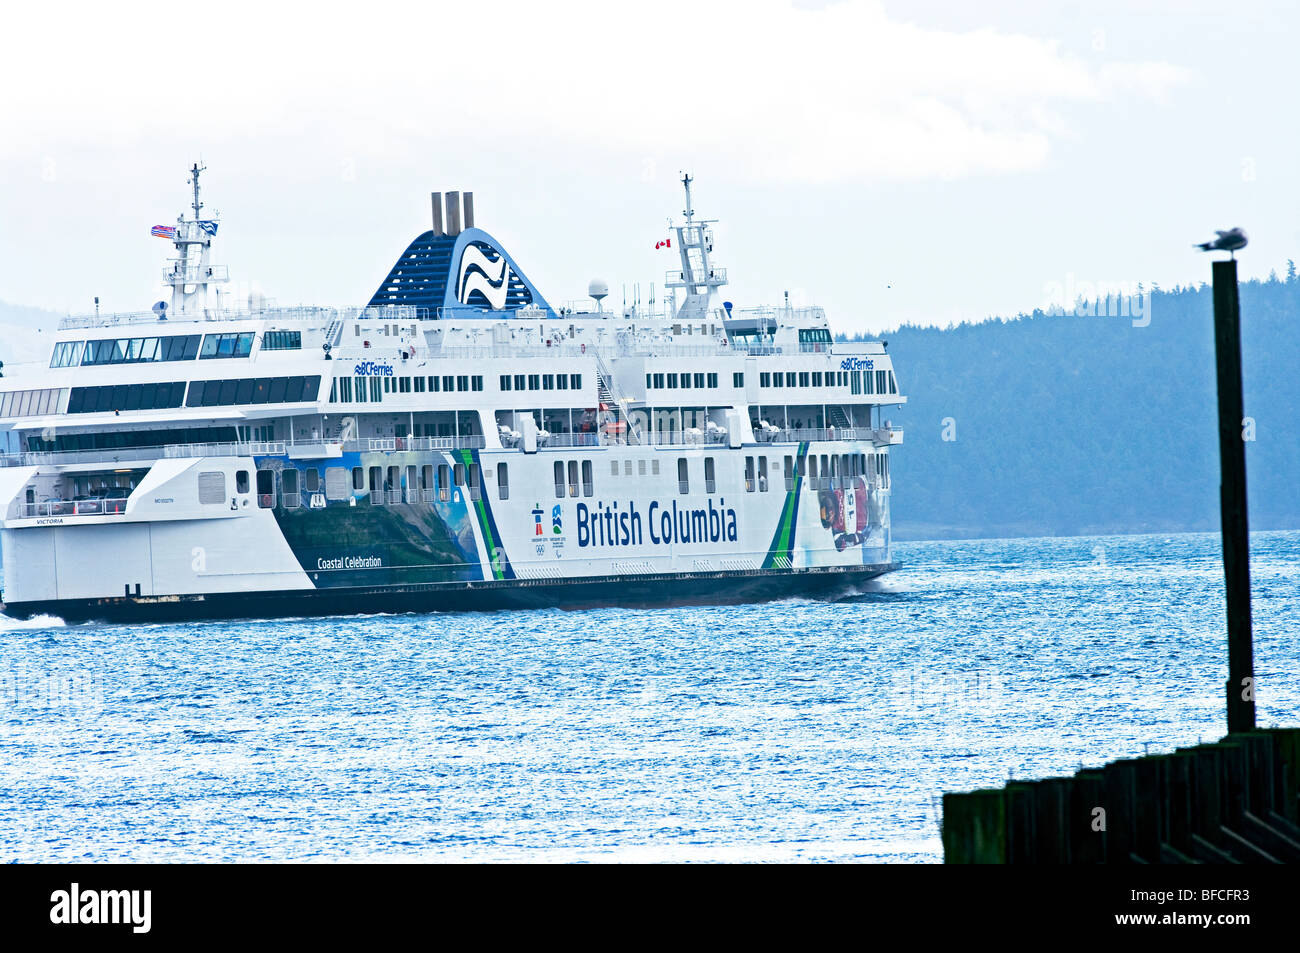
848, 270, 1300, 539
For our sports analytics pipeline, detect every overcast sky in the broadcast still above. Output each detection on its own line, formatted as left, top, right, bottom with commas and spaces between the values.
1, 0, 1295, 335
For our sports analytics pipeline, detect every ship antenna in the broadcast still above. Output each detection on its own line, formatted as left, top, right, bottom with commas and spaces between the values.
681, 171, 694, 225
190, 161, 205, 220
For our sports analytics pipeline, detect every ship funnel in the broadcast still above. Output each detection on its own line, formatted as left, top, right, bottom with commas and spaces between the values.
463, 192, 474, 229
431, 192, 444, 236
445, 191, 462, 236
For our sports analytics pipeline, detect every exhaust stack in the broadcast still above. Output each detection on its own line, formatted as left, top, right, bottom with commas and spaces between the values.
431, 192, 444, 236
445, 191, 462, 236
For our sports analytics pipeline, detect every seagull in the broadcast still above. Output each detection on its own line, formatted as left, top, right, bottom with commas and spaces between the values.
1194, 227, 1248, 256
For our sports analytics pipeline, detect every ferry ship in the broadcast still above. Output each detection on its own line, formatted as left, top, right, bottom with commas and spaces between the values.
0, 168, 904, 622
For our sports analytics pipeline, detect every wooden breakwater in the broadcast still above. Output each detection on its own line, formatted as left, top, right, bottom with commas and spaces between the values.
942, 728, 1300, 863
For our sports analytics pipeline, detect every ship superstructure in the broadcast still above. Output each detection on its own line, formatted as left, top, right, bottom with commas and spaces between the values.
0, 170, 904, 621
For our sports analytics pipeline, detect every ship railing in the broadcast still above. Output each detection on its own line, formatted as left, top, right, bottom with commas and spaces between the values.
644, 430, 730, 447
21, 498, 129, 518
755, 427, 862, 443
342, 435, 485, 453
9, 441, 288, 468
541, 433, 601, 448
58, 304, 427, 331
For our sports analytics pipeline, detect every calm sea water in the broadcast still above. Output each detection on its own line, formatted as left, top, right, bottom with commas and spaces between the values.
2, 531, 1297, 863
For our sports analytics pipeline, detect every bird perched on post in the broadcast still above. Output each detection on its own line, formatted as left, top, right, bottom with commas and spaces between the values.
1194, 227, 1248, 256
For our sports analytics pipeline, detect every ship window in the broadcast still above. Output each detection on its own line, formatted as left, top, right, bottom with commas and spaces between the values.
383, 377, 392, 394
784, 455, 795, 490
467, 464, 481, 500
429, 376, 440, 392
262, 330, 301, 351
677, 457, 689, 494
557, 374, 569, 390
745, 456, 755, 492
799, 372, 809, 388
704, 456, 716, 493
807, 454, 819, 488
281, 469, 299, 507
304, 469, 320, 493
438, 464, 451, 502
785, 372, 796, 387
236, 470, 250, 494
256, 469, 275, 507
352, 467, 364, 491
876, 370, 887, 394
414, 377, 425, 393
888, 371, 897, 394
443, 375, 454, 392
326, 467, 350, 500
368, 466, 383, 502
760, 372, 770, 387
235, 379, 255, 404
371, 378, 383, 402
651, 459, 659, 476
638, 459, 646, 476
851, 372, 861, 395
707, 373, 718, 388
653, 373, 664, 389
454, 463, 465, 488
646, 373, 652, 389
420, 465, 433, 493
197, 471, 226, 505
353, 377, 367, 402
472, 376, 483, 391
771, 373, 782, 388
611, 460, 619, 476
543, 374, 554, 390
571, 374, 581, 390
812, 372, 822, 387
667, 373, 678, 388
497, 463, 509, 500
457, 375, 469, 392
758, 456, 769, 492
581, 460, 593, 497
399, 377, 411, 393
624, 460, 631, 476
514, 374, 525, 390
554, 461, 565, 498
567, 460, 579, 497
500, 375, 512, 391
733, 372, 743, 387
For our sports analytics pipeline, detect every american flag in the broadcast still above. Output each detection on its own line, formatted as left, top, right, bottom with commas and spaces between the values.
151, 225, 176, 239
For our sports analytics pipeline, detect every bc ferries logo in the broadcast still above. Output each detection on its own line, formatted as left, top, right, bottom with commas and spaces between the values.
457, 242, 528, 310
353, 361, 394, 377
840, 357, 875, 371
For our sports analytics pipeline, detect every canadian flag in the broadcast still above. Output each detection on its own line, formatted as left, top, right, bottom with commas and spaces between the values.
655, 238, 672, 249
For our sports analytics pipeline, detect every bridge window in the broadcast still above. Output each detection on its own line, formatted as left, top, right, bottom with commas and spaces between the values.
888, 371, 897, 394
876, 370, 887, 394
199, 332, 254, 359
262, 330, 301, 351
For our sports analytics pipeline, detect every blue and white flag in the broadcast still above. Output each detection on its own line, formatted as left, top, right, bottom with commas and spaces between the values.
198, 220, 219, 236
